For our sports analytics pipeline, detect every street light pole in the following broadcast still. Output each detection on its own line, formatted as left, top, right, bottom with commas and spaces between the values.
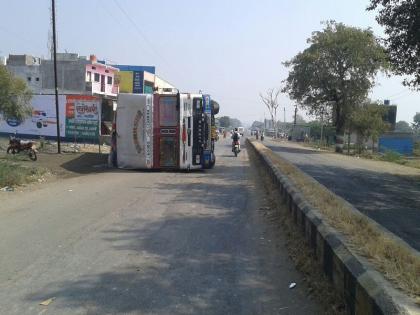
52, 0, 61, 153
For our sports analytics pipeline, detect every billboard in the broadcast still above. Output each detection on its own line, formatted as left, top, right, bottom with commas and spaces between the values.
65, 95, 101, 139
119, 71, 134, 93
0, 95, 66, 137
132, 71, 144, 94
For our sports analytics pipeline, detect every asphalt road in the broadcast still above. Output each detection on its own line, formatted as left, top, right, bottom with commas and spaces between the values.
265, 139, 420, 251
0, 139, 319, 315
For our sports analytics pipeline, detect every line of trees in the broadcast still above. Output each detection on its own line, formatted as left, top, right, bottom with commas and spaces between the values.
217, 116, 242, 129
282, 21, 388, 152
276, 1, 420, 153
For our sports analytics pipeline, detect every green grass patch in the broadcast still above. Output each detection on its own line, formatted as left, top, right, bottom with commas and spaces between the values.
0, 160, 46, 187
380, 150, 407, 164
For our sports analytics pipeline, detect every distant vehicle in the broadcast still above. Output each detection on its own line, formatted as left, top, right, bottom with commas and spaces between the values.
237, 126, 244, 136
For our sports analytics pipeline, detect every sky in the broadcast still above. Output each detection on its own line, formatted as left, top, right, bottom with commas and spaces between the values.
0, 0, 418, 126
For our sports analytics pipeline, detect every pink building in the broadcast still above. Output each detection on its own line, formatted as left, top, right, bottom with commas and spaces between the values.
85, 55, 119, 97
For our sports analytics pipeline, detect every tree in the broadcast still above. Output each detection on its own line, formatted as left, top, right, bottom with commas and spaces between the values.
218, 116, 231, 128
0, 65, 32, 121
260, 88, 280, 137
395, 120, 413, 133
230, 118, 242, 128
349, 101, 389, 153
251, 121, 264, 130
295, 114, 306, 124
413, 113, 420, 132
368, 0, 420, 88
283, 21, 387, 152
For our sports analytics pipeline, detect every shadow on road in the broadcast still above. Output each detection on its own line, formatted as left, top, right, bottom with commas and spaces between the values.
23, 160, 291, 314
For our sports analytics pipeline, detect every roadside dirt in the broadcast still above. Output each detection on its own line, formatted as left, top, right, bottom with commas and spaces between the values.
247, 145, 346, 314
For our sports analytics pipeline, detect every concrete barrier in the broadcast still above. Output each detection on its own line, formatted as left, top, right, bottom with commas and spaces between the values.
247, 139, 420, 315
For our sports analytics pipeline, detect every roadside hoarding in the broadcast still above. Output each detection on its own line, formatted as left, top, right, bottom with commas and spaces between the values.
119, 71, 134, 93
132, 71, 144, 94
0, 95, 66, 137
65, 95, 101, 140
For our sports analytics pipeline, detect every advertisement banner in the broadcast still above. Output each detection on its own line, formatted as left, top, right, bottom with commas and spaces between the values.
0, 95, 66, 137
65, 95, 100, 139
119, 71, 134, 93
132, 71, 144, 94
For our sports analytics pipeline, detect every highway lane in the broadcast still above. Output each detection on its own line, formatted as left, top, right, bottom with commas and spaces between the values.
0, 139, 319, 315
265, 139, 420, 251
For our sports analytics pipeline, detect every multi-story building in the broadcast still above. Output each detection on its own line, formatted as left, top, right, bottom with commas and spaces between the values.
6, 53, 119, 98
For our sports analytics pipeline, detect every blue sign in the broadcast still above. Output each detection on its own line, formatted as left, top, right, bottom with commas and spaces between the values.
203, 95, 211, 114
132, 71, 144, 94
6, 117, 22, 127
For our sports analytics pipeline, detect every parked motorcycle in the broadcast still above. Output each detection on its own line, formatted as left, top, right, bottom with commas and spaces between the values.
232, 140, 240, 157
7, 137, 38, 161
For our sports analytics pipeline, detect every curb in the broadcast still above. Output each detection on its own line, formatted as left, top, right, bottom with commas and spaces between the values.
247, 139, 420, 315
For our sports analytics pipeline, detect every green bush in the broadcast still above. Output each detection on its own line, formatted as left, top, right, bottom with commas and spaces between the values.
0, 161, 45, 187
381, 150, 405, 163
414, 141, 420, 156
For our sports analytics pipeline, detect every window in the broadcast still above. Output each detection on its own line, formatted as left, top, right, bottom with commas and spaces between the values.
105, 69, 109, 73
35, 77, 40, 81
94, 73, 100, 82
92, 66, 96, 70
159, 96, 178, 126
27, 77, 31, 82
86, 71, 92, 82
107, 76, 113, 85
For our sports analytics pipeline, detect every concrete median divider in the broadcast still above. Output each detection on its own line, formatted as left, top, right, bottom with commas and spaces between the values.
247, 139, 420, 315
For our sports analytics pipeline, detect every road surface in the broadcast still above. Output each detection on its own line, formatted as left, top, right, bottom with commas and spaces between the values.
265, 139, 420, 251
0, 139, 319, 315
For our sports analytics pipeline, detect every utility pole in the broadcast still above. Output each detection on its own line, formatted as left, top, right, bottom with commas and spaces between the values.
52, 0, 61, 153
293, 104, 297, 126
283, 107, 286, 124
320, 107, 324, 148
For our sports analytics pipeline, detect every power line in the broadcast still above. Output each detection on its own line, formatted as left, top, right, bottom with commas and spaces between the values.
95, 0, 151, 62
385, 88, 411, 99
111, 0, 172, 68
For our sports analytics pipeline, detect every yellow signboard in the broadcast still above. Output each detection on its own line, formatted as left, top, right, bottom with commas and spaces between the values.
119, 71, 134, 93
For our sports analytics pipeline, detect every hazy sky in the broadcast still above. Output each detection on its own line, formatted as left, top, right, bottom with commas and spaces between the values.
1, 0, 418, 125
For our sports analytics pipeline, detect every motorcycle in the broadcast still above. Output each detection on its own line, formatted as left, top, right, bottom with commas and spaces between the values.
232, 140, 240, 157
7, 137, 38, 161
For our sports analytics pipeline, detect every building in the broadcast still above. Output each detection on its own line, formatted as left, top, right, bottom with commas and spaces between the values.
6, 53, 119, 98
3, 53, 120, 141
113, 64, 175, 94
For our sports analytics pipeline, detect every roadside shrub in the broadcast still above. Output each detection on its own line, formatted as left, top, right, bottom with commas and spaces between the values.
0, 161, 45, 187
414, 141, 420, 157
381, 150, 403, 163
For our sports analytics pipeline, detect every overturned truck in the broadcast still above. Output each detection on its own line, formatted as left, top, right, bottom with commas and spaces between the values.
111, 92, 219, 170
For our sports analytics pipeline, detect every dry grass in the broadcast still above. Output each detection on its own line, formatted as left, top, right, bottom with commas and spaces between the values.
251, 140, 420, 300
248, 148, 346, 314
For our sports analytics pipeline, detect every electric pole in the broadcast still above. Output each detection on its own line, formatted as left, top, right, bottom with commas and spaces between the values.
293, 104, 297, 126
52, 0, 61, 153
